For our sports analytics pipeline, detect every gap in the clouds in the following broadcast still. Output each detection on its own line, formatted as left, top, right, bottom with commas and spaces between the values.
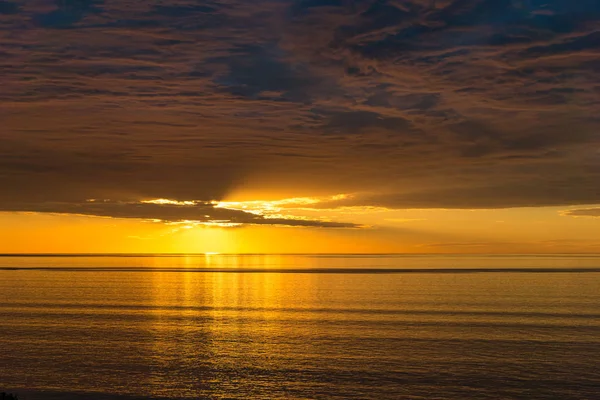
2, 202, 600, 254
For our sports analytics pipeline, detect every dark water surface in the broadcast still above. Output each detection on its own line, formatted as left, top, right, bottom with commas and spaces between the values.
1, 255, 600, 399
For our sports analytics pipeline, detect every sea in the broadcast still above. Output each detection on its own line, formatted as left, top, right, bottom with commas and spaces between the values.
1, 254, 600, 399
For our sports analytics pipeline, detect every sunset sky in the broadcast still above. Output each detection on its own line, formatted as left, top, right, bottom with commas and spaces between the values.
1, 0, 599, 253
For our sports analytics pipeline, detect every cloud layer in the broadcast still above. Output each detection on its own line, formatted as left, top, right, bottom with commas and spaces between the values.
1, 0, 599, 218
3, 199, 359, 227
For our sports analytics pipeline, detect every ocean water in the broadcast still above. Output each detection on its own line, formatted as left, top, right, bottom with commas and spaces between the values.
1, 254, 600, 399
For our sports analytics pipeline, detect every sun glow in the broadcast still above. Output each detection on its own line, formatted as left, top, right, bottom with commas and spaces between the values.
140, 199, 198, 206
215, 194, 351, 217
3, 194, 600, 254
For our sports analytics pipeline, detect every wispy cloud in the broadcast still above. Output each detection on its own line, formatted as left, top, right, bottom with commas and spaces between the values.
561, 208, 600, 218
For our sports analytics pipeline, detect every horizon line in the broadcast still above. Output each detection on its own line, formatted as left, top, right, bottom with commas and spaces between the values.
1, 252, 600, 257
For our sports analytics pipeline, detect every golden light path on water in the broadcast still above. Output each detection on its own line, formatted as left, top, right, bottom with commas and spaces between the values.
2, 255, 600, 399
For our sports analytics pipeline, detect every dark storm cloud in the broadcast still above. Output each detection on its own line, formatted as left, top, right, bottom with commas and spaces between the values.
1, 0, 599, 217
33, 0, 103, 29
209, 44, 322, 101
3, 200, 359, 227
0, 1, 18, 14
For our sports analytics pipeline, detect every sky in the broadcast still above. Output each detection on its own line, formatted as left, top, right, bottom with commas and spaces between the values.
1, 0, 599, 253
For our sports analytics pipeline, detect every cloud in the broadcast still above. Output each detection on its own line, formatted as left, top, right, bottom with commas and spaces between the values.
420, 241, 518, 248
314, 175, 600, 209
562, 208, 600, 218
317, 109, 413, 134
0, 1, 18, 14
1, 199, 360, 228
1, 0, 599, 214
33, 0, 104, 28
210, 43, 322, 101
